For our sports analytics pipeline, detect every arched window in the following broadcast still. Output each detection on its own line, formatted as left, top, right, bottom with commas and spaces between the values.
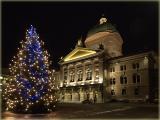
95, 69, 99, 80
86, 68, 92, 80
70, 70, 75, 82
77, 70, 83, 81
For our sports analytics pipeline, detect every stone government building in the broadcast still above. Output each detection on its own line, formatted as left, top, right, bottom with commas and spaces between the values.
1, 16, 158, 104
55, 16, 158, 103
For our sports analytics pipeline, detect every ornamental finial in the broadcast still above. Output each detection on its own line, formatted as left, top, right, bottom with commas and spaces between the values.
99, 14, 107, 24
76, 38, 83, 48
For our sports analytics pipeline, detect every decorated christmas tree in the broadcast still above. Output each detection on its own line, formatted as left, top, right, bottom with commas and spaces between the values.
2, 25, 57, 113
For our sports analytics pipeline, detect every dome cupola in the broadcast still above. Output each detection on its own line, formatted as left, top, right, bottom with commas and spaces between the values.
85, 15, 123, 58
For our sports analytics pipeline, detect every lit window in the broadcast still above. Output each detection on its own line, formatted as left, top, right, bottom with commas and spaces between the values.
86, 70, 92, 80
69, 70, 75, 82
64, 69, 67, 80
77, 69, 83, 81
95, 69, 99, 80
85, 64, 92, 80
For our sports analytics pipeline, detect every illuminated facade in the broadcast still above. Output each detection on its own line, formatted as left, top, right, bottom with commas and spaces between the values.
1, 16, 158, 104
58, 16, 158, 103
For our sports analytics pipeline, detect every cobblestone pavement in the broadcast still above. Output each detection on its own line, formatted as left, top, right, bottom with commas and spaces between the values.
2, 102, 159, 120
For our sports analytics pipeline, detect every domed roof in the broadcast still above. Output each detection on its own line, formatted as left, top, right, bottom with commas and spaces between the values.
87, 16, 118, 37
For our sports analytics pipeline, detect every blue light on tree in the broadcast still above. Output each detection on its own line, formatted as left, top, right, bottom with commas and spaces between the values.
3, 25, 58, 113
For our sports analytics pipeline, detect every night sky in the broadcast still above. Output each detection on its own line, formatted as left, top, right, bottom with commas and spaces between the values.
2, 2, 158, 69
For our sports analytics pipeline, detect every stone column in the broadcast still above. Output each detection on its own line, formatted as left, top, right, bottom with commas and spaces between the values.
99, 58, 104, 83
80, 87, 84, 101
92, 60, 95, 84
89, 87, 93, 100
72, 92, 79, 101
71, 88, 73, 102
75, 64, 78, 83
97, 92, 102, 103
64, 93, 67, 102
68, 93, 72, 102
82, 61, 86, 84
66, 66, 70, 85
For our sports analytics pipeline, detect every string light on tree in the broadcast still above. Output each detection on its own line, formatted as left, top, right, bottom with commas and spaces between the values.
2, 25, 58, 113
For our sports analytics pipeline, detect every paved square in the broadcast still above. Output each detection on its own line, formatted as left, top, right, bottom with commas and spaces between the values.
2, 102, 159, 119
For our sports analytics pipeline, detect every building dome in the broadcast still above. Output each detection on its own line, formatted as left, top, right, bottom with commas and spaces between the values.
87, 21, 117, 38
85, 16, 123, 58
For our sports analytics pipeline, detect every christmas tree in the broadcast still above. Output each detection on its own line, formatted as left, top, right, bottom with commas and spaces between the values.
2, 25, 57, 113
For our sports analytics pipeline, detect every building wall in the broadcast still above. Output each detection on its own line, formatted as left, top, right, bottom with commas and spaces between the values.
58, 51, 158, 103
59, 54, 104, 103
104, 52, 156, 102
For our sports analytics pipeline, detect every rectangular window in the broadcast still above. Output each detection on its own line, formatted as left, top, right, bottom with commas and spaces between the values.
122, 88, 126, 95
132, 63, 136, 69
113, 78, 116, 85
120, 66, 123, 71
69, 69, 75, 82
113, 67, 115, 72
132, 63, 140, 69
120, 65, 126, 71
133, 74, 136, 83
110, 78, 116, 85
64, 70, 67, 80
120, 76, 123, 84
77, 69, 83, 81
137, 75, 140, 83
134, 87, 139, 95
124, 77, 127, 84
111, 90, 115, 95
70, 74, 75, 82
86, 71, 92, 80
86, 64, 92, 80
133, 74, 141, 84
124, 65, 126, 70
95, 70, 99, 80
110, 79, 112, 85
120, 76, 127, 84
136, 63, 139, 69
110, 67, 115, 72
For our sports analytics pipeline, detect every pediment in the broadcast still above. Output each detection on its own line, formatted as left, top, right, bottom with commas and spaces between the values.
63, 47, 96, 62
